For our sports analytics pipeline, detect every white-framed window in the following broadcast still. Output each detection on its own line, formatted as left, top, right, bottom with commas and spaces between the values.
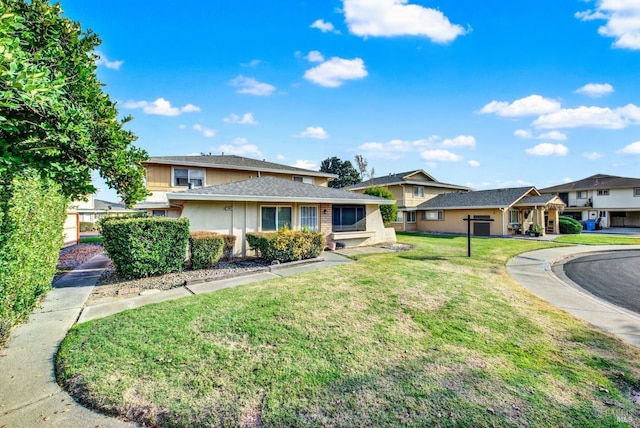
413, 186, 424, 197
597, 189, 610, 196
406, 211, 416, 223
395, 211, 404, 223
635, 188, 640, 197
509, 210, 519, 225
332, 205, 366, 232
293, 176, 313, 184
151, 210, 166, 217
261, 206, 292, 231
423, 210, 444, 220
173, 168, 205, 188
300, 206, 318, 231
577, 190, 588, 199
599, 211, 607, 218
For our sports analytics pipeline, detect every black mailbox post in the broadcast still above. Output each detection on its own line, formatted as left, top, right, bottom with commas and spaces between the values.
463, 214, 494, 257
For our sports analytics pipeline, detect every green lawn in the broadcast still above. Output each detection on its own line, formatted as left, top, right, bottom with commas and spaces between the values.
79, 236, 103, 244
554, 234, 640, 245
57, 234, 640, 427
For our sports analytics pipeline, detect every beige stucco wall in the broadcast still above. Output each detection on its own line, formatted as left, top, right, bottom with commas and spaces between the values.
417, 209, 507, 236
331, 205, 396, 246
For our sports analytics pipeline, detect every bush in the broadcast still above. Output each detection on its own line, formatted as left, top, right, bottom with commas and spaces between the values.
189, 232, 224, 270
101, 217, 190, 279
363, 186, 397, 225
0, 171, 67, 346
559, 216, 583, 234
221, 234, 236, 259
80, 221, 96, 232
247, 229, 325, 262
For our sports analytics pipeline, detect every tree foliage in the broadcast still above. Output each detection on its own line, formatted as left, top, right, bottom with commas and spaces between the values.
319, 156, 361, 189
0, 0, 148, 205
364, 186, 397, 225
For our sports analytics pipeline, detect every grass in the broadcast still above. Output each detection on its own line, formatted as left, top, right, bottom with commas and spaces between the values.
57, 234, 640, 427
79, 236, 103, 244
554, 234, 640, 245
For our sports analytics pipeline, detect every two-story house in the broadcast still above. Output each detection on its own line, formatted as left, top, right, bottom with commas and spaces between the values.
136, 155, 397, 256
347, 170, 471, 231
540, 174, 640, 228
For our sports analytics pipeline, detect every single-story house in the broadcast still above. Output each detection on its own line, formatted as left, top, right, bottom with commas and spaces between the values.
165, 176, 397, 256
415, 187, 566, 236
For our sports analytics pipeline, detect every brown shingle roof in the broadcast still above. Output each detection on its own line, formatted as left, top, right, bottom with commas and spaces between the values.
540, 174, 640, 193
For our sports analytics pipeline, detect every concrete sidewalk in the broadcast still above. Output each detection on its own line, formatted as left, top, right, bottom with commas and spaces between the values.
0, 251, 353, 427
506, 244, 640, 347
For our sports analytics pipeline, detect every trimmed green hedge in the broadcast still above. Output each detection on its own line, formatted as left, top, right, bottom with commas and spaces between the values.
80, 221, 96, 232
559, 216, 583, 234
101, 217, 190, 279
190, 232, 224, 270
247, 230, 325, 262
221, 234, 236, 259
0, 171, 67, 345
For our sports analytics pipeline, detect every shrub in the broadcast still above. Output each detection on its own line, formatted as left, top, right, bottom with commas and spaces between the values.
80, 221, 96, 232
0, 170, 67, 346
190, 232, 224, 270
363, 186, 397, 225
101, 217, 190, 279
221, 234, 236, 259
247, 230, 325, 262
559, 216, 583, 234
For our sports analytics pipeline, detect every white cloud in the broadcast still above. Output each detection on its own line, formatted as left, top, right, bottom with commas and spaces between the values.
292, 160, 318, 169
479, 95, 561, 117
525, 143, 569, 156
304, 57, 368, 87
223, 112, 258, 125
420, 149, 462, 162
230, 75, 276, 96
305, 50, 325, 63
121, 98, 200, 116
574, 83, 614, 97
94, 50, 124, 70
295, 126, 329, 139
576, 1, 640, 50
218, 138, 262, 158
310, 19, 340, 34
342, 0, 468, 43
617, 141, 640, 154
468, 160, 480, 167
533, 104, 640, 129
242, 59, 263, 67
514, 129, 533, 139
276, 154, 287, 161
583, 151, 605, 160
441, 135, 476, 148
193, 124, 216, 138
538, 130, 568, 141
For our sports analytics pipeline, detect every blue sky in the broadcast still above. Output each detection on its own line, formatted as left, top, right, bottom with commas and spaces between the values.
62, 0, 640, 201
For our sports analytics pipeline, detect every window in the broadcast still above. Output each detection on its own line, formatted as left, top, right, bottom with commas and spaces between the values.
300, 206, 318, 231
597, 189, 610, 196
577, 191, 588, 199
261, 206, 292, 231
635, 188, 640, 197
599, 211, 607, 218
413, 186, 424, 197
406, 211, 416, 223
151, 210, 166, 217
173, 168, 204, 188
395, 211, 404, 222
293, 176, 313, 184
332, 205, 365, 232
423, 210, 444, 220
509, 210, 519, 224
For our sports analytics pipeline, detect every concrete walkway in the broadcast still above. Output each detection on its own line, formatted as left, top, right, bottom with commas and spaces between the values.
0, 251, 353, 427
507, 245, 640, 347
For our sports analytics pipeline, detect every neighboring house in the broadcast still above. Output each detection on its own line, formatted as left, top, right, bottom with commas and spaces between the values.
139, 155, 336, 218
70, 194, 138, 223
540, 174, 640, 228
415, 187, 565, 236
348, 170, 470, 232
136, 155, 396, 256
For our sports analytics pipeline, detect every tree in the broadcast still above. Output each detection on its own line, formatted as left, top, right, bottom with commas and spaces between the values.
0, 0, 149, 205
354, 154, 375, 184
319, 157, 361, 189
364, 186, 397, 225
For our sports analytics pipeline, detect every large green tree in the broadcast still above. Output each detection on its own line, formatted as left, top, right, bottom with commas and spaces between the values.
0, 0, 148, 205
319, 156, 361, 189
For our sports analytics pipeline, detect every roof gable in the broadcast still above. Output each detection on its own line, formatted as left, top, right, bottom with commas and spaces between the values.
417, 187, 536, 210
348, 169, 470, 191
540, 174, 640, 193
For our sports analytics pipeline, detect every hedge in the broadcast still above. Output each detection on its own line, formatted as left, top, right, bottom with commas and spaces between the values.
559, 216, 583, 234
363, 186, 397, 225
221, 234, 236, 259
189, 232, 224, 269
246, 229, 325, 262
80, 221, 96, 232
0, 171, 67, 346
101, 216, 190, 279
